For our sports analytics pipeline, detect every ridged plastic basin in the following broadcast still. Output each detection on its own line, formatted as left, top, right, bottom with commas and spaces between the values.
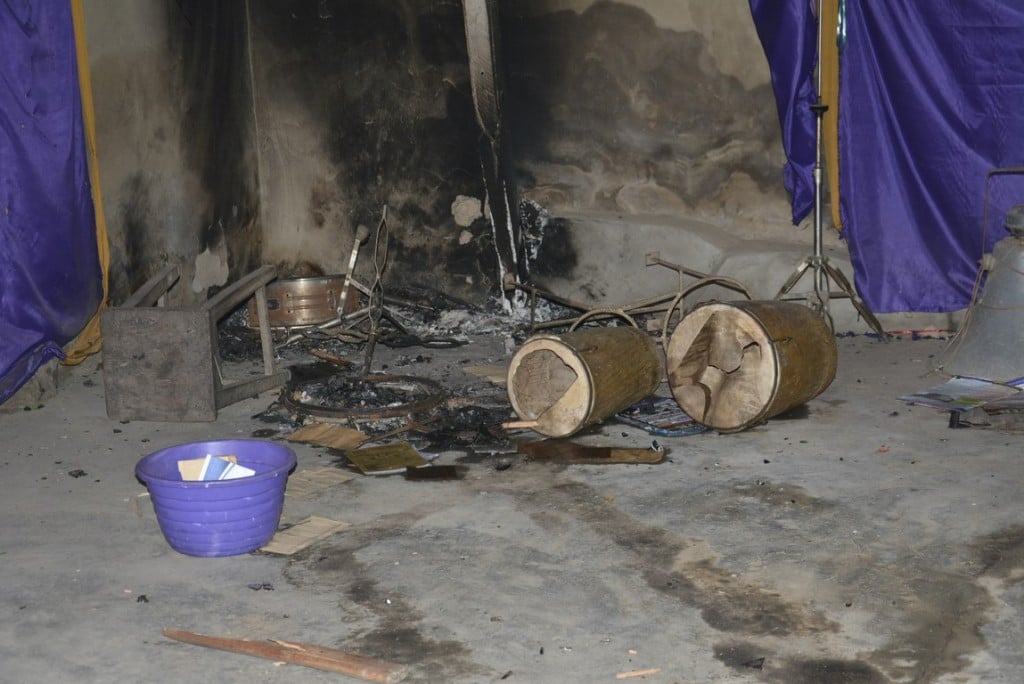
135, 439, 296, 557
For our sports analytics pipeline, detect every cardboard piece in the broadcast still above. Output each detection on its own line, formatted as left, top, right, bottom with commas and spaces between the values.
285, 467, 357, 499
260, 516, 351, 555
287, 422, 368, 450
345, 442, 427, 474
462, 364, 508, 385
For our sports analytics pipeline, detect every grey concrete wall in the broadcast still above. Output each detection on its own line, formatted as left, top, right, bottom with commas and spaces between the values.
86, 0, 798, 307
86, 0, 259, 305
504, 0, 794, 242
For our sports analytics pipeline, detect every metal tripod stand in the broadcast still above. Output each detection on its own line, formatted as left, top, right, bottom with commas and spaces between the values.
774, 2, 886, 338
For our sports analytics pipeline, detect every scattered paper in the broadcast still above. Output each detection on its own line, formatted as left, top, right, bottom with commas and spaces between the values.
344, 442, 428, 474
284, 467, 357, 499
287, 422, 368, 450
260, 516, 351, 555
616, 395, 706, 436
899, 376, 1021, 412
200, 455, 255, 481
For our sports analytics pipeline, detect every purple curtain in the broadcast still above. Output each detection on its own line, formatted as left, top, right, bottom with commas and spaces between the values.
840, 1, 1024, 313
0, 3, 102, 403
749, 0, 818, 225
752, 0, 1024, 313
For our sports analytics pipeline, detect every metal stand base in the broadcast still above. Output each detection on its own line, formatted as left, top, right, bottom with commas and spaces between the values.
775, 253, 887, 338
774, 5, 887, 341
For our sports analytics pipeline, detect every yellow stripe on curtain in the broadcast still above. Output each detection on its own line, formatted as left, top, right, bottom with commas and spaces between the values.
64, 0, 110, 365
820, 0, 842, 231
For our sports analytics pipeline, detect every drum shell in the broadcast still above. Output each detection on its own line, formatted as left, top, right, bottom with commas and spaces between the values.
666, 300, 837, 432
507, 326, 663, 438
245, 275, 359, 328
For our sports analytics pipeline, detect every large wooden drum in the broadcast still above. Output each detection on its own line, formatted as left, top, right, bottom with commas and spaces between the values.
507, 326, 663, 438
666, 301, 837, 432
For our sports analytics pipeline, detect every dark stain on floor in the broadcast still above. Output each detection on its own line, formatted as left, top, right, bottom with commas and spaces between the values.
283, 509, 485, 683
715, 641, 887, 683
866, 525, 1024, 681
279, 457, 1024, 683
493, 474, 837, 638
970, 524, 1024, 581
774, 657, 888, 684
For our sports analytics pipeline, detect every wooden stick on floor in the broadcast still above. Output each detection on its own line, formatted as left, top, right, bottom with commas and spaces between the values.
162, 628, 408, 683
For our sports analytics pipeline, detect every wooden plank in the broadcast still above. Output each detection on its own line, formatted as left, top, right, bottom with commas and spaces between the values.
101, 308, 217, 421
162, 628, 408, 683
261, 516, 351, 555
287, 423, 368, 450
215, 370, 291, 410
284, 468, 357, 499
120, 264, 180, 308
202, 265, 277, 320
616, 668, 661, 680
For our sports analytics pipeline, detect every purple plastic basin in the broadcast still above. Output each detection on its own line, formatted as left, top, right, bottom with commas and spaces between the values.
135, 439, 296, 557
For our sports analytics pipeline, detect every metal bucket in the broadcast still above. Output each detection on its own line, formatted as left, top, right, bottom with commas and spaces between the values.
506, 326, 662, 438
665, 300, 837, 432
245, 275, 359, 329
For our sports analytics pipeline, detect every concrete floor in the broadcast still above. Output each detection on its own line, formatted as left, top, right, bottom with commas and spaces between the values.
2, 328, 1023, 684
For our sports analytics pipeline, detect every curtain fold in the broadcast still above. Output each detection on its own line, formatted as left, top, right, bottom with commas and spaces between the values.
753, 0, 1024, 313
749, 0, 818, 226
0, 2, 102, 403
839, 1, 1024, 312
64, 0, 110, 365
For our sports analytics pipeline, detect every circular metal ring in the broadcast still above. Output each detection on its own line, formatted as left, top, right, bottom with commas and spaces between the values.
281, 373, 447, 420
569, 308, 639, 331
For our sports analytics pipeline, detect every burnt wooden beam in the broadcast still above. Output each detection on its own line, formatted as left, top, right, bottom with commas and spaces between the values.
462, 0, 526, 304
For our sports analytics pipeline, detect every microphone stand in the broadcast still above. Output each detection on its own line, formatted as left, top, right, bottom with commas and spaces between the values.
774, 0, 887, 338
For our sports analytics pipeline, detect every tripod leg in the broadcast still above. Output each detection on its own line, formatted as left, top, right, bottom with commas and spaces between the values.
775, 259, 813, 299
822, 260, 888, 338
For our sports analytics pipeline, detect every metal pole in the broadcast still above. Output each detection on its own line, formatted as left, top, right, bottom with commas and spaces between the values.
813, 0, 827, 301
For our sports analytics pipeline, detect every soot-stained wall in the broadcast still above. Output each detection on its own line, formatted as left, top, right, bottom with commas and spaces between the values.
88, 0, 261, 304
90, 0, 788, 306
248, 0, 499, 300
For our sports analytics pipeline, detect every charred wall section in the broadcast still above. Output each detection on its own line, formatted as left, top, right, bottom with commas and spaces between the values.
248, 0, 498, 301
87, 0, 261, 304
170, 0, 262, 285
88, 0, 787, 307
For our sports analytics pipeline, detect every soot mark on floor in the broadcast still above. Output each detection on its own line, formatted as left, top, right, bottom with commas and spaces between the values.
970, 524, 1024, 581
866, 525, 1024, 682
283, 509, 482, 683
488, 474, 837, 638
715, 641, 887, 683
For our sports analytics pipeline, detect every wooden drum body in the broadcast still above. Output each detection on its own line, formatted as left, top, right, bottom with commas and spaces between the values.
507, 326, 663, 438
666, 301, 837, 432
